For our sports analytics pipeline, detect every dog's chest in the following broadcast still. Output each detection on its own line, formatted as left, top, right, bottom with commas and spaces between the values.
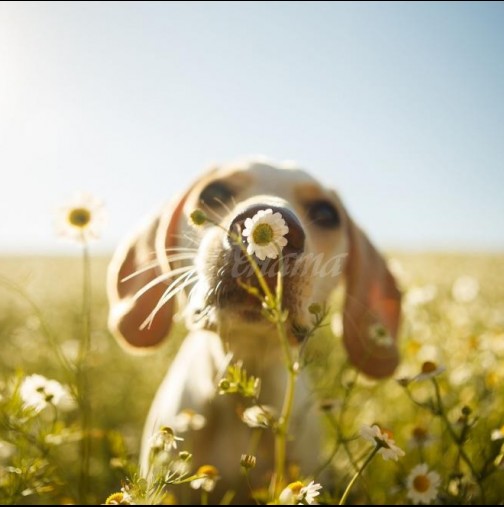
141, 329, 323, 497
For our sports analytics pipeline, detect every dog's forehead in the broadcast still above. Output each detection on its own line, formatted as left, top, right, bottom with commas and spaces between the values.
209, 161, 328, 200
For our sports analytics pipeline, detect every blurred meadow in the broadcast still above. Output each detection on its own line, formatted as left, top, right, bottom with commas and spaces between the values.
1, 2, 504, 504
1, 251, 503, 504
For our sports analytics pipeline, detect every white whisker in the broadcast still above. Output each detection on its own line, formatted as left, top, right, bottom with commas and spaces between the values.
120, 260, 159, 282
164, 246, 198, 253
171, 233, 200, 246
121, 252, 196, 283
132, 266, 195, 301
202, 201, 230, 223
214, 197, 233, 216
140, 273, 199, 330
163, 252, 198, 263
187, 278, 200, 301
157, 274, 198, 309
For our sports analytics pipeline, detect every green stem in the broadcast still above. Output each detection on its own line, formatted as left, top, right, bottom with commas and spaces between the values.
219, 221, 297, 501
270, 258, 298, 498
315, 370, 361, 482
239, 243, 275, 304
272, 352, 298, 497
78, 240, 92, 504
201, 490, 208, 506
432, 378, 485, 503
339, 446, 379, 505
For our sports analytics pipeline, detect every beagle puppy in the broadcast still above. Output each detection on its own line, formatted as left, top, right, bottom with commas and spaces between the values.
107, 159, 401, 501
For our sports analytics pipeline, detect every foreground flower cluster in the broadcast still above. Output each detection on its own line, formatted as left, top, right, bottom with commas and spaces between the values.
0, 199, 503, 504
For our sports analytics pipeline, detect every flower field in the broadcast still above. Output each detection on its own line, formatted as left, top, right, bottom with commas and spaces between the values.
1, 251, 503, 504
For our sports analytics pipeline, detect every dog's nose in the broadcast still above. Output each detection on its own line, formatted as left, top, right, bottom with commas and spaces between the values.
229, 204, 305, 258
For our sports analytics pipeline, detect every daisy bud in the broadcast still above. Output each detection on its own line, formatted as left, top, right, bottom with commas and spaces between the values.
396, 377, 412, 387
240, 454, 257, 470
308, 303, 322, 315
461, 405, 472, 416
190, 209, 207, 226
218, 379, 231, 393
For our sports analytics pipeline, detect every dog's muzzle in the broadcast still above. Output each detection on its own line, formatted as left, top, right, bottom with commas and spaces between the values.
193, 203, 309, 325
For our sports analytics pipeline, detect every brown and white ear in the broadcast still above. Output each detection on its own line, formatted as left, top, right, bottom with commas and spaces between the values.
342, 216, 402, 378
107, 193, 188, 351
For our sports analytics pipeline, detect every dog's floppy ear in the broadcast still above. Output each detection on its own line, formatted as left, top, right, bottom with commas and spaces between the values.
342, 215, 401, 378
107, 193, 189, 351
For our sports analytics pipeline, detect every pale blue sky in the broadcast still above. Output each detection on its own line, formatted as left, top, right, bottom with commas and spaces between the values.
1, 1, 503, 254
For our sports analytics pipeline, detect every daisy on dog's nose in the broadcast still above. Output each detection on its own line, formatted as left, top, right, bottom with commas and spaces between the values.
229, 203, 306, 262
242, 209, 289, 261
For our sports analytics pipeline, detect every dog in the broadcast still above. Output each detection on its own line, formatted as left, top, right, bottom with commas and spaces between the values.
106, 159, 401, 502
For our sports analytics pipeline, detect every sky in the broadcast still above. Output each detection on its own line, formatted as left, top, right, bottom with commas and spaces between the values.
0, 1, 503, 255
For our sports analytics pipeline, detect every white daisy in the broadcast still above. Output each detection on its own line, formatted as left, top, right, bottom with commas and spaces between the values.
408, 426, 436, 449
278, 480, 322, 505
360, 424, 405, 461
173, 409, 207, 433
168, 455, 192, 478
19, 374, 73, 413
105, 487, 136, 505
406, 463, 441, 504
242, 208, 289, 261
148, 426, 184, 453
491, 425, 504, 441
56, 192, 106, 243
0, 440, 15, 460
300, 480, 323, 505
413, 361, 446, 382
190, 465, 220, 492
451, 275, 479, 303
241, 405, 276, 428
404, 285, 437, 308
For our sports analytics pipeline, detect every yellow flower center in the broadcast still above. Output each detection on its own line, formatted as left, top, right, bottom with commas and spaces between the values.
382, 428, 393, 439
287, 481, 304, 495
412, 426, 428, 441
421, 361, 437, 374
68, 207, 91, 227
197, 464, 219, 478
105, 492, 129, 505
252, 223, 274, 245
413, 474, 430, 492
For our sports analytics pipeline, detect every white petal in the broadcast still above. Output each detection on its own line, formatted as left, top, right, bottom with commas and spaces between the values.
275, 237, 288, 248
360, 424, 380, 442
255, 248, 267, 261
243, 218, 254, 234
264, 244, 278, 259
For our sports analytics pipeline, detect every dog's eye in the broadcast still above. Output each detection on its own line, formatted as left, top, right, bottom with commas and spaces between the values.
199, 182, 234, 207
306, 201, 340, 228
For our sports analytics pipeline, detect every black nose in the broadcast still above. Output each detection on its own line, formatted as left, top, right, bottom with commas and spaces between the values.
229, 204, 305, 259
